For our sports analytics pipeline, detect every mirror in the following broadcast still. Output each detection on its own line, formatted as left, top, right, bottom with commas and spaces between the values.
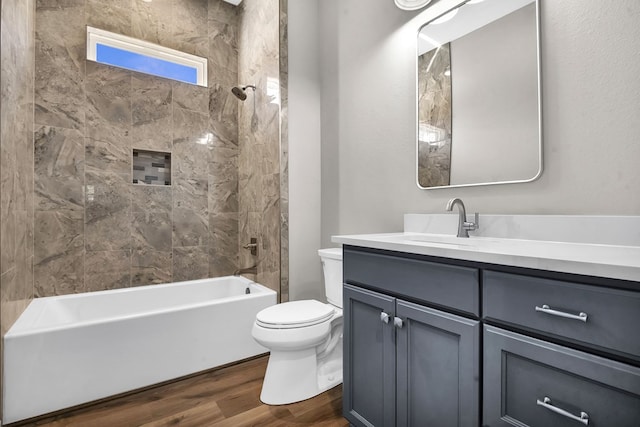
417, 0, 542, 189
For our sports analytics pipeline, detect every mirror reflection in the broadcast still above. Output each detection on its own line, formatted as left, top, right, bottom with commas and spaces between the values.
417, 0, 541, 189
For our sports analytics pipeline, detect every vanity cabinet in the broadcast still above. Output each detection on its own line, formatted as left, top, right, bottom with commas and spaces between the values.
343, 248, 480, 427
483, 271, 640, 426
342, 245, 640, 427
484, 326, 640, 426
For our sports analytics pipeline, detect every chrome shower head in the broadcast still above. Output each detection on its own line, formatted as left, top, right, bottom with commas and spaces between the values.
231, 85, 256, 101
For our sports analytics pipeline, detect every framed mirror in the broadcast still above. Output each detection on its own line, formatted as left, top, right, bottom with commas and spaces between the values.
416, 0, 542, 189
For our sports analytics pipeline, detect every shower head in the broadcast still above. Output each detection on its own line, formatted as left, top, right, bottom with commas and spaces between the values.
231, 85, 256, 101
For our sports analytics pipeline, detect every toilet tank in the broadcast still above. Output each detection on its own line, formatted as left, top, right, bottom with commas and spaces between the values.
318, 248, 343, 309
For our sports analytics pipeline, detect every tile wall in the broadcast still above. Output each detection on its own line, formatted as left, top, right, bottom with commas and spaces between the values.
1, 0, 36, 418
279, 0, 289, 302
237, 0, 284, 298
31, 0, 286, 296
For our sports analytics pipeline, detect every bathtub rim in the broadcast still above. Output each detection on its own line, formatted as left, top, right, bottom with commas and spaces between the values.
6, 276, 276, 338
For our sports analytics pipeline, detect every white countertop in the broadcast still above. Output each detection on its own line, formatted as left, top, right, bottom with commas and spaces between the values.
332, 232, 640, 283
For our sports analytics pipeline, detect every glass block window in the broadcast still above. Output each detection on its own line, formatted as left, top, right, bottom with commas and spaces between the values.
133, 150, 171, 186
87, 26, 207, 87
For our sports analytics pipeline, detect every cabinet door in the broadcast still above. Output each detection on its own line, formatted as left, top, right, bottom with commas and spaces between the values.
396, 301, 480, 427
344, 284, 397, 427
484, 325, 640, 427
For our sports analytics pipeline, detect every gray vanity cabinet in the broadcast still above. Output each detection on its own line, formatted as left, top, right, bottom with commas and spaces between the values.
342, 245, 640, 427
484, 326, 640, 426
343, 284, 396, 427
343, 247, 480, 427
482, 271, 640, 426
395, 300, 479, 427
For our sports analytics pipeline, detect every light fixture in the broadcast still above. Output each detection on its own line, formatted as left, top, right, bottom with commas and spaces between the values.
467, 0, 485, 3
394, 0, 432, 11
430, 8, 459, 24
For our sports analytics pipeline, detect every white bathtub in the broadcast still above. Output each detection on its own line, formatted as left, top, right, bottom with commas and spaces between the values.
3, 276, 277, 424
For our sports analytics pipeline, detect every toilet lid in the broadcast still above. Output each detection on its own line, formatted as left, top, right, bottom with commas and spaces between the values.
256, 300, 335, 329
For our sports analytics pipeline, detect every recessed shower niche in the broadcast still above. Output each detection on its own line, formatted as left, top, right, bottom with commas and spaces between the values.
133, 149, 171, 185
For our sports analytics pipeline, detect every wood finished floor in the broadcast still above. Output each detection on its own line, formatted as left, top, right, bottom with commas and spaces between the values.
19, 356, 348, 427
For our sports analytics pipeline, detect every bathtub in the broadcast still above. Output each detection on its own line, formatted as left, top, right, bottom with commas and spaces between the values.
3, 276, 277, 424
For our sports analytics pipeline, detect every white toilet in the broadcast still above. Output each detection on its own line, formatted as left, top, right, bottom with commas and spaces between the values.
252, 248, 343, 405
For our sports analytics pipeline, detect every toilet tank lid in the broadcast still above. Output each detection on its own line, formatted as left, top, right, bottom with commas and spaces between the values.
318, 247, 342, 260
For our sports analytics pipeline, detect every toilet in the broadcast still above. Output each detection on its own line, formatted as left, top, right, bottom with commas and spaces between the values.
251, 248, 343, 405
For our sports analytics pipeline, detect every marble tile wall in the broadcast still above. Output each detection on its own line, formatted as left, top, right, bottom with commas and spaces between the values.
279, 0, 289, 302
238, 0, 283, 298
1, 0, 36, 418
31, 0, 247, 296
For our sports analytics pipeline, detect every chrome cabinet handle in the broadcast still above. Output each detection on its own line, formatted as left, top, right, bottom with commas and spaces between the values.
380, 312, 390, 324
535, 304, 588, 322
394, 317, 404, 328
537, 396, 589, 425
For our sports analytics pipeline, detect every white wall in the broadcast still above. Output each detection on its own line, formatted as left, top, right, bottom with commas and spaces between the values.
317, 0, 640, 248
288, 0, 324, 301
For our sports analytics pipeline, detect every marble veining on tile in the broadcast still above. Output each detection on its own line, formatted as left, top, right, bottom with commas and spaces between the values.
173, 81, 209, 114
34, 125, 85, 212
172, 107, 211, 179
34, 210, 85, 297
131, 248, 172, 286
85, 250, 131, 292
131, 186, 172, 213
209, 212, 239, 277
85, 171, 132, 252
208, 83, 239, 148
173, 178, 208, 213
35, 0, 86, 130
172, 0, 209, 57
87, 0, 132, 36
174, 208, 209, 248
173, 246, 209, 282
132, 212, 173, 252
86, 63, 132, 135
132, 74, 173, 152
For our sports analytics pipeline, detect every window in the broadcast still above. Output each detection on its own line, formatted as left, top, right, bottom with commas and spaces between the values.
86, 26, 207, 87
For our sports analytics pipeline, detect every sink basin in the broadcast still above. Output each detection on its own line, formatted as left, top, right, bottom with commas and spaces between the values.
401, 233, 499, 247
406, 234, 475, 246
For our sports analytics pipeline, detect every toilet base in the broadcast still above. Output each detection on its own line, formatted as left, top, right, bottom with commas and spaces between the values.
260, 341, 343, 405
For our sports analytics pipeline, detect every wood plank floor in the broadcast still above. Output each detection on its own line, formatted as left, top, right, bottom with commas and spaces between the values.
18, 356, 349, 427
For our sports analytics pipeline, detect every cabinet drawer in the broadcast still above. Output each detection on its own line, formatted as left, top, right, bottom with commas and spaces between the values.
344, 247, 479, 316
483, 270, 640, 361
484, 326, 640, 427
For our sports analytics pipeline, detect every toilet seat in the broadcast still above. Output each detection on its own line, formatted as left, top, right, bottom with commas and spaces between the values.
256, 300, 335, 329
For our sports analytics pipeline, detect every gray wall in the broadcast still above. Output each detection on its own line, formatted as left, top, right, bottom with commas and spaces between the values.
317, 0, 640, 249
288, 0, 323, 301
450, 3, 539, 185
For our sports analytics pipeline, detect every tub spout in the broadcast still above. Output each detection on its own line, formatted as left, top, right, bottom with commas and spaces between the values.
234, 265, 257, 276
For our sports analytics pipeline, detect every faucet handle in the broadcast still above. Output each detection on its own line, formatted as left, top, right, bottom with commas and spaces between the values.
464, 213, 479, 231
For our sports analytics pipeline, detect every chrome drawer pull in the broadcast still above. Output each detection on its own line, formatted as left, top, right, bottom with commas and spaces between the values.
535, 304, 588, 322
537, 396, 589, 425
380, 312, 390, 324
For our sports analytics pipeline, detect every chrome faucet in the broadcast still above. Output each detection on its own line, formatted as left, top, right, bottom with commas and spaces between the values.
445, 198, 479, 238
233, 264, 257, 276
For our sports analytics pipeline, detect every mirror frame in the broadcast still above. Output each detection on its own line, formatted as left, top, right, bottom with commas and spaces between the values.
415, 0, 543, 190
